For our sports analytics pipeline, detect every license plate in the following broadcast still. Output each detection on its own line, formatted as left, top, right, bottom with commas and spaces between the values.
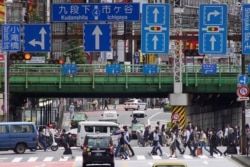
95, 153, 102, 156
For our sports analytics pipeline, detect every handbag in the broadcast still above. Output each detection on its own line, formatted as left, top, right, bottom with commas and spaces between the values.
227, 145, 237, 154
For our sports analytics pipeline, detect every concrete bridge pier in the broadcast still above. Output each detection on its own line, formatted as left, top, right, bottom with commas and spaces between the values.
169, 93, 191, 131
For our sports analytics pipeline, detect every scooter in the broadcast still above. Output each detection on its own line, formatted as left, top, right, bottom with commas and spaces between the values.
37, 134, 58, 151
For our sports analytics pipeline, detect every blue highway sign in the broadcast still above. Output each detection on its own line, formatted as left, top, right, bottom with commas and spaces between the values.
142, 64, 158, 75
106, 64, 121, 75
23, 24, 51, 52
242, 4, 250, 54
83, 24, 111, 52
238, 74, 249, 86
52, 3, 140, 22
141, 4, 170, 54
62, 64, 77, 75
2, 24, 21, 51
199, 4, 227, 54
201, 64, 217, 75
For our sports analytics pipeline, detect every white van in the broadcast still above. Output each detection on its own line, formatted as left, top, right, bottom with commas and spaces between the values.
99, 110, 119, 123
76, 121, 120, 147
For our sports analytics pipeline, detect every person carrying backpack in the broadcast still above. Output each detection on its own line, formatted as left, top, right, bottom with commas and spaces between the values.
143, 126, 150, 146
149, 127, 163, 156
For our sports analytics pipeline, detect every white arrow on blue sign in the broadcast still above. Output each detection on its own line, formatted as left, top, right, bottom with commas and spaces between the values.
199, 4, 227, 55
141, 4, 170, 54
238, 75, 249, 86
83, 24, 111, 52
24, 24, 51, 52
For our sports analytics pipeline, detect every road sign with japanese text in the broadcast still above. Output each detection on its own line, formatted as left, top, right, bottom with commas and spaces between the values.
2, 24, 21, 51
52, 3, 140, 22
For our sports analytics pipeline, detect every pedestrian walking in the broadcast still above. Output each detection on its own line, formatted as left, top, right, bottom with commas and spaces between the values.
69, 103, 75, 119
149, 127, 163, 156
123, 126, 135, 157
119, 132, 128, 159
208, 129, 222, 158
61, 129, 74, 159
104, 99, 109, 110
199, 129, 210, 153
223, 128, 237, 155
169, 130, 177, 158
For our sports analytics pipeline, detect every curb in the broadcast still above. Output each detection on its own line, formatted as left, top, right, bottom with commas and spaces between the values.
231, 155, 250, 167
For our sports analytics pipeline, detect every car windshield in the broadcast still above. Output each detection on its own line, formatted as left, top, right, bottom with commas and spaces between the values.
87, 137, 110, 148
127, 99, 136, 103
73, 114, 87, 121
133, 113, 145, 118
131, 123, 144, 130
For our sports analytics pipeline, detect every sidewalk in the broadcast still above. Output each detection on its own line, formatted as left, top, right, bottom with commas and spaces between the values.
61, 112, 71, 131
231, 155, 250, 167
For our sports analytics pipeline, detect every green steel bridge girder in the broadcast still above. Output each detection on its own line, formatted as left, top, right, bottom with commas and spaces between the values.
0, 64, 242, 95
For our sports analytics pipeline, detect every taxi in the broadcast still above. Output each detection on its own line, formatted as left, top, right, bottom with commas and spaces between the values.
152, 161, 187, 167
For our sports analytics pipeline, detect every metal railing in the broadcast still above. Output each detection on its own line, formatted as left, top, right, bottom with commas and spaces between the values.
8, 64, 242, 76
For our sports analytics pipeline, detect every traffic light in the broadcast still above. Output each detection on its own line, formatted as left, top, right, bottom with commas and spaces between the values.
24, 12, 29, 23
10, 52, 32, 61
48, 58, 64, 64
184, 49, 199, 56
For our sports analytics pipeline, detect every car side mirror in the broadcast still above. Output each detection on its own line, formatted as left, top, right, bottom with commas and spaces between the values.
144, 115, 147, 117
130, 115, 132, 117
101, 114, 103, 116
117, 114, 119, 116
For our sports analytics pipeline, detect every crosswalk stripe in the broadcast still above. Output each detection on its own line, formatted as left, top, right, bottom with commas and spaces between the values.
137, 155, 146, 160
43, 157, 54, 162
182, 155, 193, 159
199, 155, 209, 159
27, 157, 38, 162
152, 155, 161, 160
59, 157, 69, 161
12, 157, 22, 162
6, 153, 227, 163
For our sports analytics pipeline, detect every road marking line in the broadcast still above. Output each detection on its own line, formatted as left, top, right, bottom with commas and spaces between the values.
183, 155, 193, 159
27, 157, 38, 162
152, 155, 161, 159
137, 155, 146, 160
74, 156, 82, 161
147, 112, 161, 125
11, 157, 22, 162
59, 157, 69, 161
199, 155, 208, 159
43, 157, 54, 161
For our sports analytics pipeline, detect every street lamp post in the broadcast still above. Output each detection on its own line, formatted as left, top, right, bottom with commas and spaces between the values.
4, 0, 13, 121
